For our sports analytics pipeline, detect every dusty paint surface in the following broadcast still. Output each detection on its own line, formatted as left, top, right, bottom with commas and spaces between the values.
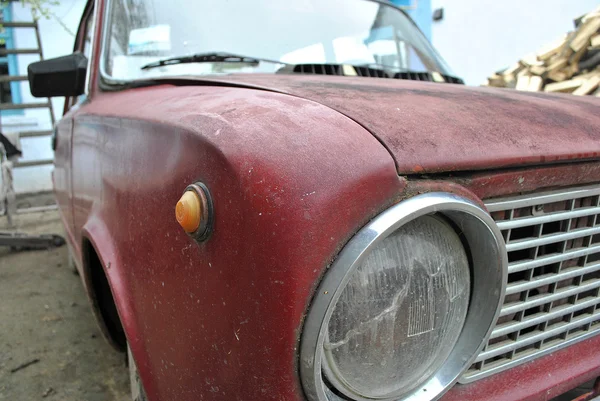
456, 161, 600, 200
400, 161, 600, 208
58, 81, 600, 401
57, 84, 403, 400
58, 7, 600, 396
191, 74, 600, 174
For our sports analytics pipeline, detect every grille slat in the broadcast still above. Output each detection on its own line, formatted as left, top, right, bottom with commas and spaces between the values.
507, 226, 600, 252
508, 244, 600, 274
486, 187, 600, 211
497, 206, 600, 230
500, 279, 600, 316
474, 311, 600, 363
462, 184, 600, 383
506, 262, 600, 295
490, 296, 600, 338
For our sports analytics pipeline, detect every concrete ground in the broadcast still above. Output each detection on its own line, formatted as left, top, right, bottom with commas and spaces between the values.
0, 208, 129, 401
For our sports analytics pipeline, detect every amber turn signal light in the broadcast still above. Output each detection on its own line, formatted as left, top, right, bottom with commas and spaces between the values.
175, 182, 213, 241
176, 191, 202, 233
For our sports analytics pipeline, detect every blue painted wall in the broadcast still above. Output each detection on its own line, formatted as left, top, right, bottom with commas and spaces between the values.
390, 0, 432, 40
0, 3, 23, 116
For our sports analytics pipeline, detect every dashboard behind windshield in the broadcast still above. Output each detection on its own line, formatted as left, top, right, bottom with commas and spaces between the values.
102, 0, 454, 82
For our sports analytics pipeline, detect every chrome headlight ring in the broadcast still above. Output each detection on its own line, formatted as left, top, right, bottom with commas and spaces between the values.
300, 192, 508, 401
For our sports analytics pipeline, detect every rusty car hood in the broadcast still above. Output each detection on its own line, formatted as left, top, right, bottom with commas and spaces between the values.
182, 73, 600, 175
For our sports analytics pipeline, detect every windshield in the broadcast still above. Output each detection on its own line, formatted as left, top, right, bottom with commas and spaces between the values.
102, 0, 454, 82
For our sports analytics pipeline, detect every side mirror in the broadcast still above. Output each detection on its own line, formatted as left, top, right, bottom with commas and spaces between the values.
28, 52, 88, 98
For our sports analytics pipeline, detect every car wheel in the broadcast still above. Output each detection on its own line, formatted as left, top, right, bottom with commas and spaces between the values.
128, 343, 148, 401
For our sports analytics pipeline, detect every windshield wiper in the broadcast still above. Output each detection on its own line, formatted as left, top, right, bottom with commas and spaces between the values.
141, 51, 287, 70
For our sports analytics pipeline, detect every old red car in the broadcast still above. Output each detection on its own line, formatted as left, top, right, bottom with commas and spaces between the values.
28, 0, 600, 400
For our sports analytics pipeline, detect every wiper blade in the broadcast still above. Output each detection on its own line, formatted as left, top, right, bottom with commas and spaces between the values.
355, 62, 405, 71
141, 51, 286, 70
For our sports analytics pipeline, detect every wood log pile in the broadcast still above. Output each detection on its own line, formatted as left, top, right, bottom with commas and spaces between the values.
485, 6, 600, 96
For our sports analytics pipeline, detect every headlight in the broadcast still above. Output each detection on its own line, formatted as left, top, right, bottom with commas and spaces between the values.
301, 193, 507, 401
324, 215, 470, 399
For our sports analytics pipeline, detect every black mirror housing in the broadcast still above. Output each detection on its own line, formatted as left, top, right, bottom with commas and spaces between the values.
28, 52, 88, 98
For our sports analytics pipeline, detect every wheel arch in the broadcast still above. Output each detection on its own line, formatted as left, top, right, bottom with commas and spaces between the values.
81, 235, 126, 351
79, 211, 158, 398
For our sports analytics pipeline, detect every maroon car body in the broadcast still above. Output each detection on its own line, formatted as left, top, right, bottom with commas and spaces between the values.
34, 0, 600, 400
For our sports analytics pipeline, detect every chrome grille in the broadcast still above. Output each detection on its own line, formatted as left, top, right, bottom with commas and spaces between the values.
461, 184, 600, 383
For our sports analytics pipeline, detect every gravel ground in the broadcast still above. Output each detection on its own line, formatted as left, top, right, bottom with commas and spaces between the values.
0, 209, 129, 401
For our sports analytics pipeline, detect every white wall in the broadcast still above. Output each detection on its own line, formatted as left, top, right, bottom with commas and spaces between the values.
4, 0, 86, 193
431, 0, 599, 86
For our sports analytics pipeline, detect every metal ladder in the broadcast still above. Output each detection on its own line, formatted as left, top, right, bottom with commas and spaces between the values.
0, 19, 56, 170
0, 17, 63, 250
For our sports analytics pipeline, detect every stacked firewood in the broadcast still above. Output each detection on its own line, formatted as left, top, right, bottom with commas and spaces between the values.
485, 6, 600, 96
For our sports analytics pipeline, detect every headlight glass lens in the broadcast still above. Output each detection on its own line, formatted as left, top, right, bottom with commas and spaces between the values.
323, 215, 471, 398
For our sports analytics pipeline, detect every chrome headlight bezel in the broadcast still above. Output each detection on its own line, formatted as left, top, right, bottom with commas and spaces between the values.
300, 192, 508, 401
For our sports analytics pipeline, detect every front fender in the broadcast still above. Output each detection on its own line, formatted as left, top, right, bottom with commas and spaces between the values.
76, 85, 404, 401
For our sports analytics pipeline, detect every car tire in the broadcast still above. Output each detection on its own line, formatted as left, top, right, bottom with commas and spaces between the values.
67, 246, 79, 276
128, 343, 148, 401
